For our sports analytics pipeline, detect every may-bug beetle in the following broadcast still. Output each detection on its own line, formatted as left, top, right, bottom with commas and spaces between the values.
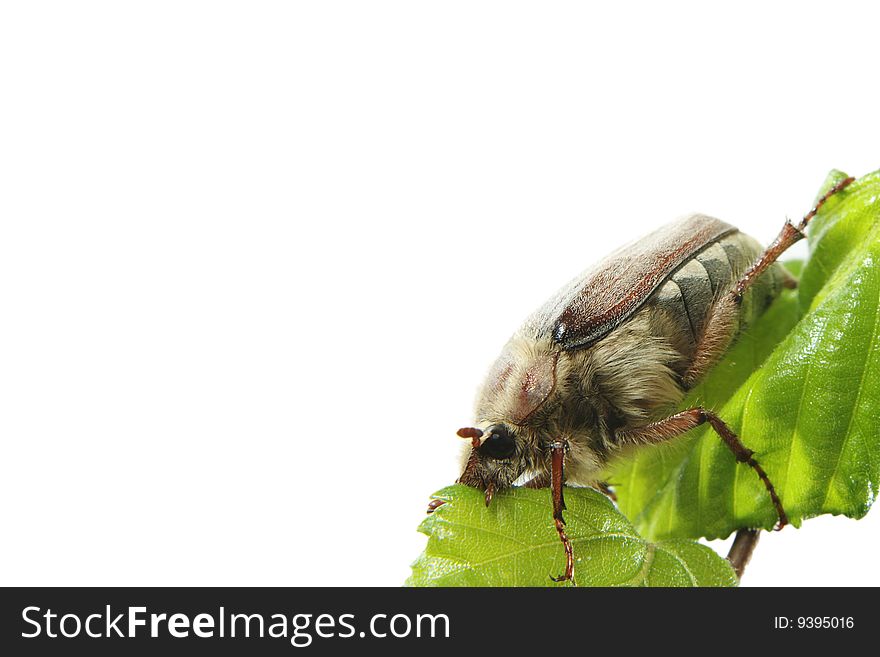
436, 176, 854, 583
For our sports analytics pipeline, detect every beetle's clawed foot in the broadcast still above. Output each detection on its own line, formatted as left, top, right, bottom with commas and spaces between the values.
595, 481, 617, 502
550, 517, 575, 584
484, 482, 495, 507
426, 498, 446, 514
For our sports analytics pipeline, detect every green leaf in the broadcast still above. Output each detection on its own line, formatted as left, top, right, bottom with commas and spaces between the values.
609, 168, 880, 540
407, 485, 737, 587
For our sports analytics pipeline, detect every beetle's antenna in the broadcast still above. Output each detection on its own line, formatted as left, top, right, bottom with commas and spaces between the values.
455, 430, 484, 490
457, 427, 484, 440
430, 428, 488, 513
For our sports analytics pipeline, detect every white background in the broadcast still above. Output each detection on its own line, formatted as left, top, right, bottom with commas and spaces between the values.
2, 1, 879, 587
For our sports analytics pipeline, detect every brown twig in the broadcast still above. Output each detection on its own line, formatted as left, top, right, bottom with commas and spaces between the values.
726, 528, 760, 580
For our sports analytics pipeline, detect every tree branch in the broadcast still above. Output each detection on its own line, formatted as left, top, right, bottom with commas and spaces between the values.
726, 528, 760, 580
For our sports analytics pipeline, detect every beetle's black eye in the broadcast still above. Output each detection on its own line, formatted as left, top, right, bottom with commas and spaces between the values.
480, 424, 517, 460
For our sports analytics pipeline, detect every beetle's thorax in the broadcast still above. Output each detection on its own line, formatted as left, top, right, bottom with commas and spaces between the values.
474, 335, 567, 429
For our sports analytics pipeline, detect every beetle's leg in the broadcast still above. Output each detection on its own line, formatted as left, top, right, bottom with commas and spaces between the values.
520, 474, 616, 502
616, 407, 788, 529
595, 480, 617, 502
426, 498, 446, 514
426, 484, 493, 513
731, 175, 854, 300
484, 482, 495, 507
512, 458, 574, 580
684, 176, 854, 387
548, 440, 575, 584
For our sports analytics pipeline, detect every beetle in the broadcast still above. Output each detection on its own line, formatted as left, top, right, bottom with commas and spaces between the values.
433, 176, 854, 583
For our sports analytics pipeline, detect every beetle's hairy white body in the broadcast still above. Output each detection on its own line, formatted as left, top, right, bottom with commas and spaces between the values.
460, 217, 786, 490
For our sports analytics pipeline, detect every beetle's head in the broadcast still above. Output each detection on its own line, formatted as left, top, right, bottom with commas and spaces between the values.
456, 424, 529, 500
457, 336, 565, 498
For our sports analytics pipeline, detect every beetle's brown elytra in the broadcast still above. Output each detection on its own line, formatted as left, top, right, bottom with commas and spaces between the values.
440, 176, 855, 584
